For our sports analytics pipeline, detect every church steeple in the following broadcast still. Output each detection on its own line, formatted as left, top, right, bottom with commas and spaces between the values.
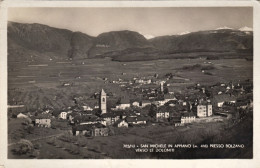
101, 89, 106, 95
100, 89, 107, 114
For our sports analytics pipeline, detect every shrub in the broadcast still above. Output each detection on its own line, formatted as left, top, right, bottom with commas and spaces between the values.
201, 65, 215, 70
46, 138, 55, 145
34, 143, 41, 149
12, 139, 34, 155
207, 56, 219, 60
182, 64, 201, 70
22, 118, 32, 125
204, 72, 213, 75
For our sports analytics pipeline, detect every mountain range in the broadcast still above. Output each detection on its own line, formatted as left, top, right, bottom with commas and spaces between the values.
8, 21, 253, 62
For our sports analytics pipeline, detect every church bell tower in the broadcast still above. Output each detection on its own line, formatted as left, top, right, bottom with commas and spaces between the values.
160, 81, 164, 93
100, 89, 107, 114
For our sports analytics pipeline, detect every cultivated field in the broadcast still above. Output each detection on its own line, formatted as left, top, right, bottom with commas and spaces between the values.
8, 57, 253, 111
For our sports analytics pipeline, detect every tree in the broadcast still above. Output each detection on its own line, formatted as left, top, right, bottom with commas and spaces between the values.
116, 98, 121, 105
163, 87, 169, 94
26, 124, 34, 134
94, 109, 102, 116
149, 104, 157, 118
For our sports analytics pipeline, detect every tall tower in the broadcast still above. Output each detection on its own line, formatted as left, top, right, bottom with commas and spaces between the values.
100, 89, 107, 114
160, 81, 164, 93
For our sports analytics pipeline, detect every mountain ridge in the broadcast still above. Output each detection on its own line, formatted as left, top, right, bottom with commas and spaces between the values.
8, 21, 253, 62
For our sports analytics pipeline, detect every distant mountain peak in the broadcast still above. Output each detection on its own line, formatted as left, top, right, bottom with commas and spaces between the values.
138, 32, 155, 39
178, 31, 191, 35
216, 26, 233, 30
144, 34, 155, 39
239, 26, 253, 32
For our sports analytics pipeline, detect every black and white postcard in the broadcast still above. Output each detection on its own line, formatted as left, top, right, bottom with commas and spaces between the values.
0, 1, 259, 168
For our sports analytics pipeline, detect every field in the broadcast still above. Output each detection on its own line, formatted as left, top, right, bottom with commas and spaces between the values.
8, 57, 253, 111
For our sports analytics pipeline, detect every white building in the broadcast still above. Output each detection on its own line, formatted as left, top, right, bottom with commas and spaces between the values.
181, 113, 196, 123
132, 101, 140, 107
59, 112, 68, 120
17, 113, 28, 119
116, 104, 131, 110
156, 111, 170, 119
114, 119, 128, 128
197, 104, 213, 117
83, 105, 93, 111
141, 101, 151, 108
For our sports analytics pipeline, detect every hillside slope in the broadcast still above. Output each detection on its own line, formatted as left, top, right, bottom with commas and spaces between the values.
8, 22, 253, 62
150, 29, 253, 53
87, 30, 153, 58
8, 22, 94, 61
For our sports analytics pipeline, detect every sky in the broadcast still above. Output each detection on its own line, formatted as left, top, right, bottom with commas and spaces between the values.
8, 7, 253, 38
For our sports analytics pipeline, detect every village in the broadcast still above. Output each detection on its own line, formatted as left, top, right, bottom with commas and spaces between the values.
5, 5, 254, 161
10, 72, 253, 139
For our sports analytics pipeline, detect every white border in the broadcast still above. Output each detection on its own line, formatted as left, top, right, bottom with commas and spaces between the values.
0, 1, 259, 168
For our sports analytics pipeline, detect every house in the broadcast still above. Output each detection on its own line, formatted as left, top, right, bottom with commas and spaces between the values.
212, 94, 236, 107
156, 111, 170, 120
197, 102, 213, 118
116, 103, 131, 110
134, 110, 141, 116
17, 113, 28, 119
96, 118, 107, 126
82, 105, 93, 111
126, 116, 147, 125
171, 117, 184, 127
155, 95, 177, 106
72, 123, 108, 137
93, 123, 109, 137
132, 100, 151, 108
135, 79, 144, 84
72, 124, 92, 136
143, 79, 152, 84
114, 119, 128, 128
101, 113, 120, 126
180, 113, 196, 123
141, 100, 151, 108
116, 98, 131, 110
73, 115, 99, 125
132, 101, 140, 107
136, 116, 147, 124
68, 112, 79, 124
58, 112, 68, 120
236, 97, 252, 109
164, 94, 177, 102
156, 99, 167, 106
32, 114, 52, 128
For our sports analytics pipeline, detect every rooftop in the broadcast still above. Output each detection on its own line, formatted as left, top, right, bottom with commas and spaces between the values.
212, 94, 236, 103
73, 123, 106, 131
181, 112, 196, 117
